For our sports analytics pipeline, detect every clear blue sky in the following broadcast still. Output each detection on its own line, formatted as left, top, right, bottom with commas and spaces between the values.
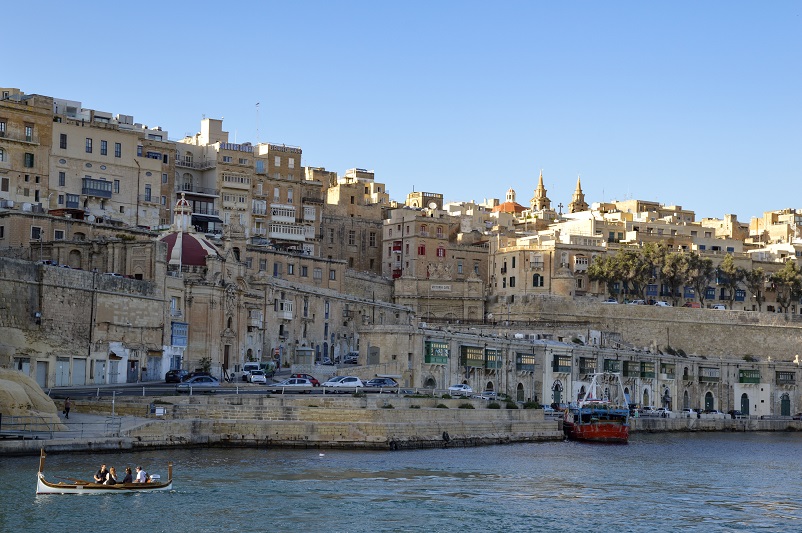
7, 1, 800, 222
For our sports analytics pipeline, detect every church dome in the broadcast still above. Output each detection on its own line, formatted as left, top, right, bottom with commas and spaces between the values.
157, 193, 222, 267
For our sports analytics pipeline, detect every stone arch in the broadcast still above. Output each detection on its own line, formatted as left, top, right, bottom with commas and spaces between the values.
683, 390, 690, 410
705, 391, 714, 411
740, 393, 750, 415
517, 382, 525, 402
423, 376, 436, 389
68, 249, 81, 268
780, 393, 791, 416
485, 381, 494, 391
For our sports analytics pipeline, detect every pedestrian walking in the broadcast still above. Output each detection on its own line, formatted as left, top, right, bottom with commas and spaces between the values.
63, 397, 71, 419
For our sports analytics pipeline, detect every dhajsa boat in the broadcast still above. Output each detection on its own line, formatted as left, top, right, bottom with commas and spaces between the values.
36, 449, 173, 494
563, 372, 630, 444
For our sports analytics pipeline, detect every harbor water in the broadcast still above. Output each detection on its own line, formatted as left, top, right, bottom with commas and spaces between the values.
3, 432, 802, 532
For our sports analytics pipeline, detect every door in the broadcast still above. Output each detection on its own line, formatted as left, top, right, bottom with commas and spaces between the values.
94, 360, 107, 385
127, 360, 139, 383
36, 361, 48, 388
740, 393, 750, 415
781, 394, 791, 416
55, 357, 70, 386
72, 358, 87, 386
705, 392, 714, 411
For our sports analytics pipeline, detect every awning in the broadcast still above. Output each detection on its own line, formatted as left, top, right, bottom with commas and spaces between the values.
192, 214, 223, 223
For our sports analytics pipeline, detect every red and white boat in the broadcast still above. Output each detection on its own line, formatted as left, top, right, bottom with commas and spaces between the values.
563, 372, 630, 444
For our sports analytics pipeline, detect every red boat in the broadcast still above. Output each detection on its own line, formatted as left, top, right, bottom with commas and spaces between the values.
563, 372, 630, 444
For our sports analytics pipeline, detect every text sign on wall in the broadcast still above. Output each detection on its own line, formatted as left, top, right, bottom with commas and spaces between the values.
430, 284, 451, 292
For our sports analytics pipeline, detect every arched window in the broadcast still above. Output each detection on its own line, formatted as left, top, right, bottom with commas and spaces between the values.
740, 393, 750, 415
517, 383, 525, 402
705, 391, 714, 411
781, 393, 791, 416
436, 226, 444, 238
683, 390, 690, 410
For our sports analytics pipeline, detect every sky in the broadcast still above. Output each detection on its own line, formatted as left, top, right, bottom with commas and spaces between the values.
6, 1, 800, 222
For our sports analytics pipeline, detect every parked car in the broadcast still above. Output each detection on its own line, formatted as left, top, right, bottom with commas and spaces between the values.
316, 357, 333, 366
343, 353, 359, 365
322, 376, 346, 387
448, 384, 473, 397
185, 371, 213, 381
248, 370, 267, 384
728, 410, 744, 418
627, 300, 646, 305
702, 409, 724, 415
655, 407, 672, 418
365, 377, 399, 388
176, 375, 220, 393
322, 376, 364, 390
291, 373, 321, 386
681, 408, 698, 417
711, 304, 727, 310
268, 377, 313, 392
653, 301, 672, 307
165, 369, 189, 383
601, 298, 618, 304
792, 413, 802, 420
640, 406, 658, 416
474, 390, 498, 400
682, 302, 701, 308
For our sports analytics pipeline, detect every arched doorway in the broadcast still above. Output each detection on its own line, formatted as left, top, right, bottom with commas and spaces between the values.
740, 393, 750, 415
423, 377, 436, 389
517, 383, 525, 402
551, 380, 563, 406
642, 389, 650, 407
780, 393, 791, 416
704, 391, 714, 411
662, 388, 672, 410
485, 381, 494, 392
683, 390, 690, 410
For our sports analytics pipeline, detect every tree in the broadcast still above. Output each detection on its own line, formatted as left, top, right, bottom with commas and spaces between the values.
743, 267, 767, 312
685, 252, 715, 306
588, 254, 618, 299
770, 260, 802, 313
661, 253, 689, 306
718, 254, 745, 310
616, 249, 651, 300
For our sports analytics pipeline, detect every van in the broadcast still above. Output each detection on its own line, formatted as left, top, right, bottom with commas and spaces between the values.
711, 304, 727, 310
682, 302, 701, 308
240, 362, 261, 382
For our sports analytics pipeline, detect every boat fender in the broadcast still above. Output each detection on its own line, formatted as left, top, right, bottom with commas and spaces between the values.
442, 431, 450, 442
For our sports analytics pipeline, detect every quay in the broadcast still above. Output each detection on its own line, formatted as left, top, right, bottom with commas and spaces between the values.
4, 394, 802, 457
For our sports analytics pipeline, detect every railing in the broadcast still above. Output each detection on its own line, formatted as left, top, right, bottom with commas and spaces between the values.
175, 159, 216, 170
177, 184, 220, 196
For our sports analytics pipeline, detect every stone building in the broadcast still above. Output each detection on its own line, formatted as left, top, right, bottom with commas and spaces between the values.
0, 88, 54, 211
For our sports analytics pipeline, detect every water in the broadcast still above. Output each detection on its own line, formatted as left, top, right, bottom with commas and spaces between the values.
4, 433, 802, 532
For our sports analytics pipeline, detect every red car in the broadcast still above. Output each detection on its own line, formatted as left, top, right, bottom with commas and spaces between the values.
290, 373, 320, 386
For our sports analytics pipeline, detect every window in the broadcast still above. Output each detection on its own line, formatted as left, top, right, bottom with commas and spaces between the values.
0, 177, 7, 192
162, 173, 168, 184
25, 125, 33, 142
256, 160, 265, 173
369, 232, 376, 246
58, 172, 65, 186
114, 180, 120, 194
100, 140, 107, 155
533, 274, 544, 287
417, 244, 426, 255
59, 133, 67, 149
0, 226, 4, 239
287, 188, 293, 202
161, 196, 166, 205
301, 266, 308, 277
24, 153, 34, 167
329, 269, 336, 280
474, 262, 480, 275
144, 184, 152, 202
328, 228, 335, 244
85, 138, 93, 153
288, 158, 295, 169
222, 155, 232, 163
0, 148, 4, 162
238, 158, 248, 165
58, 194, 64, 204
348, 230, 356, 245
259, 259, 267, 271
287, 264, 294, 275
436, 247, 446, 258
274, 187, 280, 202
114, 143, 121, 157
54, 230, 65, 240
274, 156, 281, 166
457, 261, 463, 274
31, 226, 42, 240
0, 120, 5, 136
313, 268, 322, 281
510, 276, 516, 287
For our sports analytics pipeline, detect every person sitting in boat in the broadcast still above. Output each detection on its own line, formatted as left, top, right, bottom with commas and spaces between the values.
94, 464, 108, 483
121, 467, 133, 484
105, 467, 118, 485
133, 465, 148, 483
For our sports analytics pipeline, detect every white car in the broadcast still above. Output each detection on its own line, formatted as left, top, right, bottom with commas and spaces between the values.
655, 407, 673, 418
322, 376, 364, 390
448, 384, 473, 397
268, 377, 313, 393
654, 301, 672, 307
247, 370, 267, 384
627, 300, 646, 305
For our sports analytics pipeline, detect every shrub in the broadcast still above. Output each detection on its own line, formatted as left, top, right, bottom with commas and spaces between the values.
441, 394, 452, 399
409, 405, 421, 409
487, 402, 501, 409
458, 403, 475, 409
382, 403, 395, 409
522, 401, 540, 409
505, 401, 519, 409
436, 403, 449, 409
353, 392, 366, 398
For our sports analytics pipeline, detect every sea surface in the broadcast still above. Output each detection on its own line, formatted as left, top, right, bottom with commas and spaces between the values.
3, 432, 801, 532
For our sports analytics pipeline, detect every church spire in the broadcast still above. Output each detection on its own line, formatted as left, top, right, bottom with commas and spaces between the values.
568, 174, 588, 213
530, 169, 551, 211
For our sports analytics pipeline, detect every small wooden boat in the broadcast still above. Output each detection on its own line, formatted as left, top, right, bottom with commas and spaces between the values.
563, 372, 630, 444
36, 449, 173, 494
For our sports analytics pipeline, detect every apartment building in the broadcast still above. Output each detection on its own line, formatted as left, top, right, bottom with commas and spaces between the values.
0, 88, 53, 211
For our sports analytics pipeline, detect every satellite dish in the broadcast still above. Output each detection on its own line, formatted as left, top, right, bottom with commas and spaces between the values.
428, 201, 437, 209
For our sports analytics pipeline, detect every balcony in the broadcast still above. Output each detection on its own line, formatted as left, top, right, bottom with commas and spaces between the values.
530, 261, 544, 270
176, 159, 215, 170
248, 318, 263, 329
139, 194, 158, 204
270, 204, 296, 224
0, 130, 40, 145
302, 195, 323, 204
659, 373, 676, 380
277, 309, 293, 320
252, 227, 266, 236
81, 178, 112, 198
170, 309, 183, 318
699, 375, 720, 383
177, 183, 220, 196
268, 223, 306, 242
739, 370, 760, 384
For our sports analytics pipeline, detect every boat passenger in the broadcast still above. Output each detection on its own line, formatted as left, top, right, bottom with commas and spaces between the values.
94, 464, 108, 483
134, 465, 148, 483
121, 467, 133, 484
105, 467, 118, 485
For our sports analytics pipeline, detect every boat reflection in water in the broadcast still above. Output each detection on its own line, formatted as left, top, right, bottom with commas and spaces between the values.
563, 372, 630, 444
